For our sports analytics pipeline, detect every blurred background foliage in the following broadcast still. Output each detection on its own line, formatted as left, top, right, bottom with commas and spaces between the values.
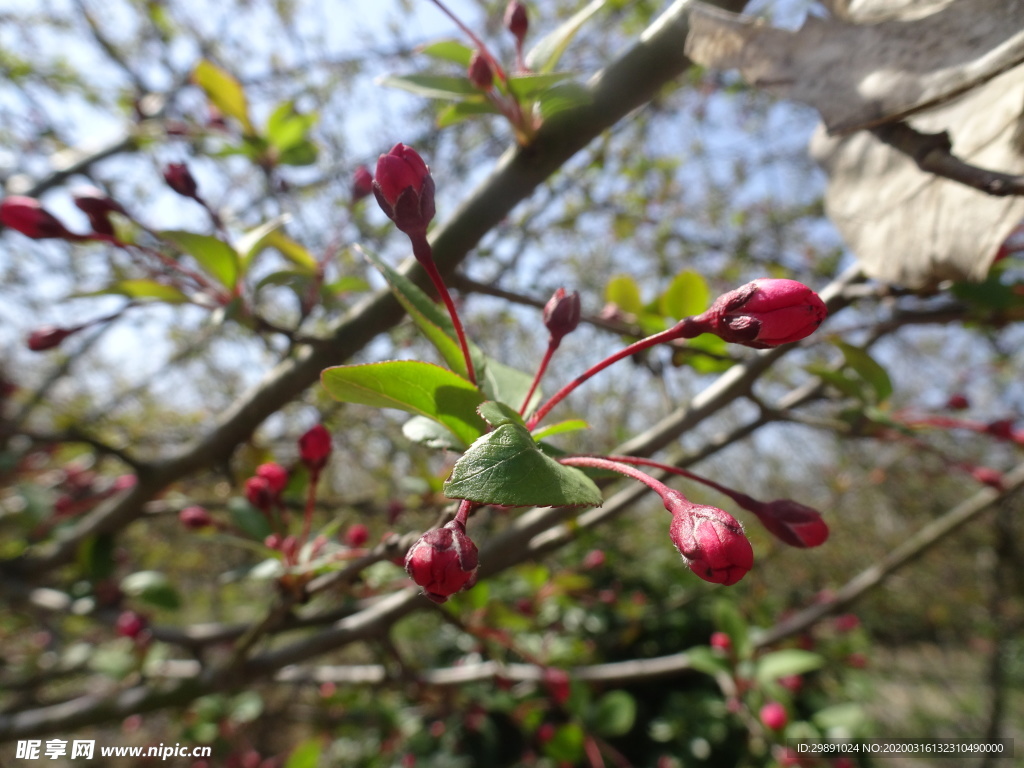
1, 0, 1022, 766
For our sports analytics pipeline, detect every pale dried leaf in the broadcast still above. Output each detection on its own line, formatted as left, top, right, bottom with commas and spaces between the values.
685, 0, 1024, 134
810, 65, 1024, 288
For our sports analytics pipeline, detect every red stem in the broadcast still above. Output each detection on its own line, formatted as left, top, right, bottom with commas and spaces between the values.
411, 234, 477, 385
601, 455, 758, 510
427, 0, 509, 83
558, 455, 675, 500
520, 340, 557, 416
300, 469, 320, 548
525, 318, 703, 430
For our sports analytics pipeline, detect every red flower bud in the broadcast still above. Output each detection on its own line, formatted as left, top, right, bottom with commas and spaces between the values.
1, 196, 76, 240
582, 548, 605, 569
245, 476, 274, 511
749, 499, 829, 548
352, 165, 374, 202
372, 144, 436, 237
163, 162, 199, 199
543, 287, 581, 346
985, 419, 1015, 440
504, 1, 529, 44
255, 462, 289, 496
945, 393, 970, 410
298, 424, 332, 472
665, 491, 753, 585
759, 701, 788, 731
404, 520, 478, 603
833, 613, 860, 633
26, 325, 77, 352
467, 51, 494, 90
710, 631, 732, 653
179, 505, 214, 530
345, 523, 369, 548
115, 610, 147, 639
542, 667, 571, 706
696, 278, 827, 349
971, 466, 1004, 489
73, 187, 127, 237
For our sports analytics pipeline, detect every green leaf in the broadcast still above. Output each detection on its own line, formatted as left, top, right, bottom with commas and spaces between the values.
526, 0, 608, 73
836, 342, 893, 404
160, 230, 239, 289
478, 400, 525, 428
531, 419, 589, 441
378, 73, 486, 101
326, 276, 371, 294
265, 100, 317, 152
192, 59, 254, 134
443, 420, 602, 507
284, 738, 324, 768
436, 100, 502, 128
121, 570, 181, 610
479, 357, 538, 413
402, 415, 466, 450
605, 274, 643, 315
321, 361, 486, 447
360, 247, 468, 378
713, 599, 751, 659
78, 533, 116, 581
755, 649, 824, 685
228, 497, 273, 540
278, 139, 318, 167
811, 703, 867, 735
591, 691, 636, 737
805, 365, 866, 401
89, 279, 189, 304
534, 81, 591, 120
685, 646, 731, 677
543, 722, 586, 763
240, 221, 317, 273
506, 72, 574, 99
660, 270, 710, 320
419, 39, 474, 67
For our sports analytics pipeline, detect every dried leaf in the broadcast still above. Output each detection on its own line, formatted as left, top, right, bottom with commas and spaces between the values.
685, 0, 1024, 134
810, 65, 1024, 287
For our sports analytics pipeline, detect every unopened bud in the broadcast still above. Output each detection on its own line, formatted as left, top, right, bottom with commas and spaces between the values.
73, 187, 127, 237
345, 523, 369, 548
695, 278, 827, 349
504, 1, 529, 45
467, 51, 494, 90
1, 196, 77, 240
255, 462, 289, 496
179, 505, 214, 530
404, 519, 479, 603
710, 631, 732, 653
373, 143, 436, 237
759, 701, 788, 731
352, 165, 374, 202
542, 667, 570, 706
543, 287, 581, 346
945, 393, 970, 410
748, 499, 829, 548
664, 490, 753, 585
298, 424, 332, 472
245, 476, 274, 511
985, 419, 1015, 440
27, 325, 77, 352
163, 162, 199, 199
115, 610, 147, 640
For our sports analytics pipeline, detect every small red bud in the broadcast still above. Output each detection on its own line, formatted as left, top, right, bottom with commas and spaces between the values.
709, 631, 732, 653
351, 165, 374, 202
759, 701, 788, 731
179, 505, 214, 530
504, 1, 529, 44
1, 196, 77, 240
255, 462, 289, 496
945, 393, 970, 410
115, 610, 147, 639
298, 424, 332, 472
543, 287, 581, 346
72, 187, 127, 236
833, 613, 860, 633
27, 325, 77, 352
749, 499, 829, 548
467, 51, 494, 90
971, 466, 1004, 489
345, 523, 369, 548
779, 674, 803, 692
372, 144, 435, 237
985, 419, 1015, 440
264, 533, 282, 550
404, 520, 478, 603
581, 548, 605, 569
542, 667, 571, 706
695, 278, 827, 348
163, 162, 199, 199
245, 476, 274, 511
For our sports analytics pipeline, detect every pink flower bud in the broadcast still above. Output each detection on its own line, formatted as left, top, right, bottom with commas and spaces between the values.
345, 523, 369, 548
504, 1, 529, 44
404, 520, 478, 603
73, 187, 127, 236
0, 196, 76, 240
833, 613, 860, 633
179, 505, 214, 530
163, 162, 199, 199
696, 278, 827, 349
582, 548, 605, 569
255, 462, 289, 496
467, 51, 494, 90
971, 466, 1004, 489
543, 287, 581, 346
709, 631, 732, 653
759, 701, 788, 731
298, 424, 332, 471
245, 476, 274, 511
542, 667, 571, 706
372, 144, 436, 237
26, 325, 77, 352
665, 491, 753, 585
945, 393, 970, 410
351, 165, 374, 202
115, 610, 147, 639
749, 499, 829, 548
